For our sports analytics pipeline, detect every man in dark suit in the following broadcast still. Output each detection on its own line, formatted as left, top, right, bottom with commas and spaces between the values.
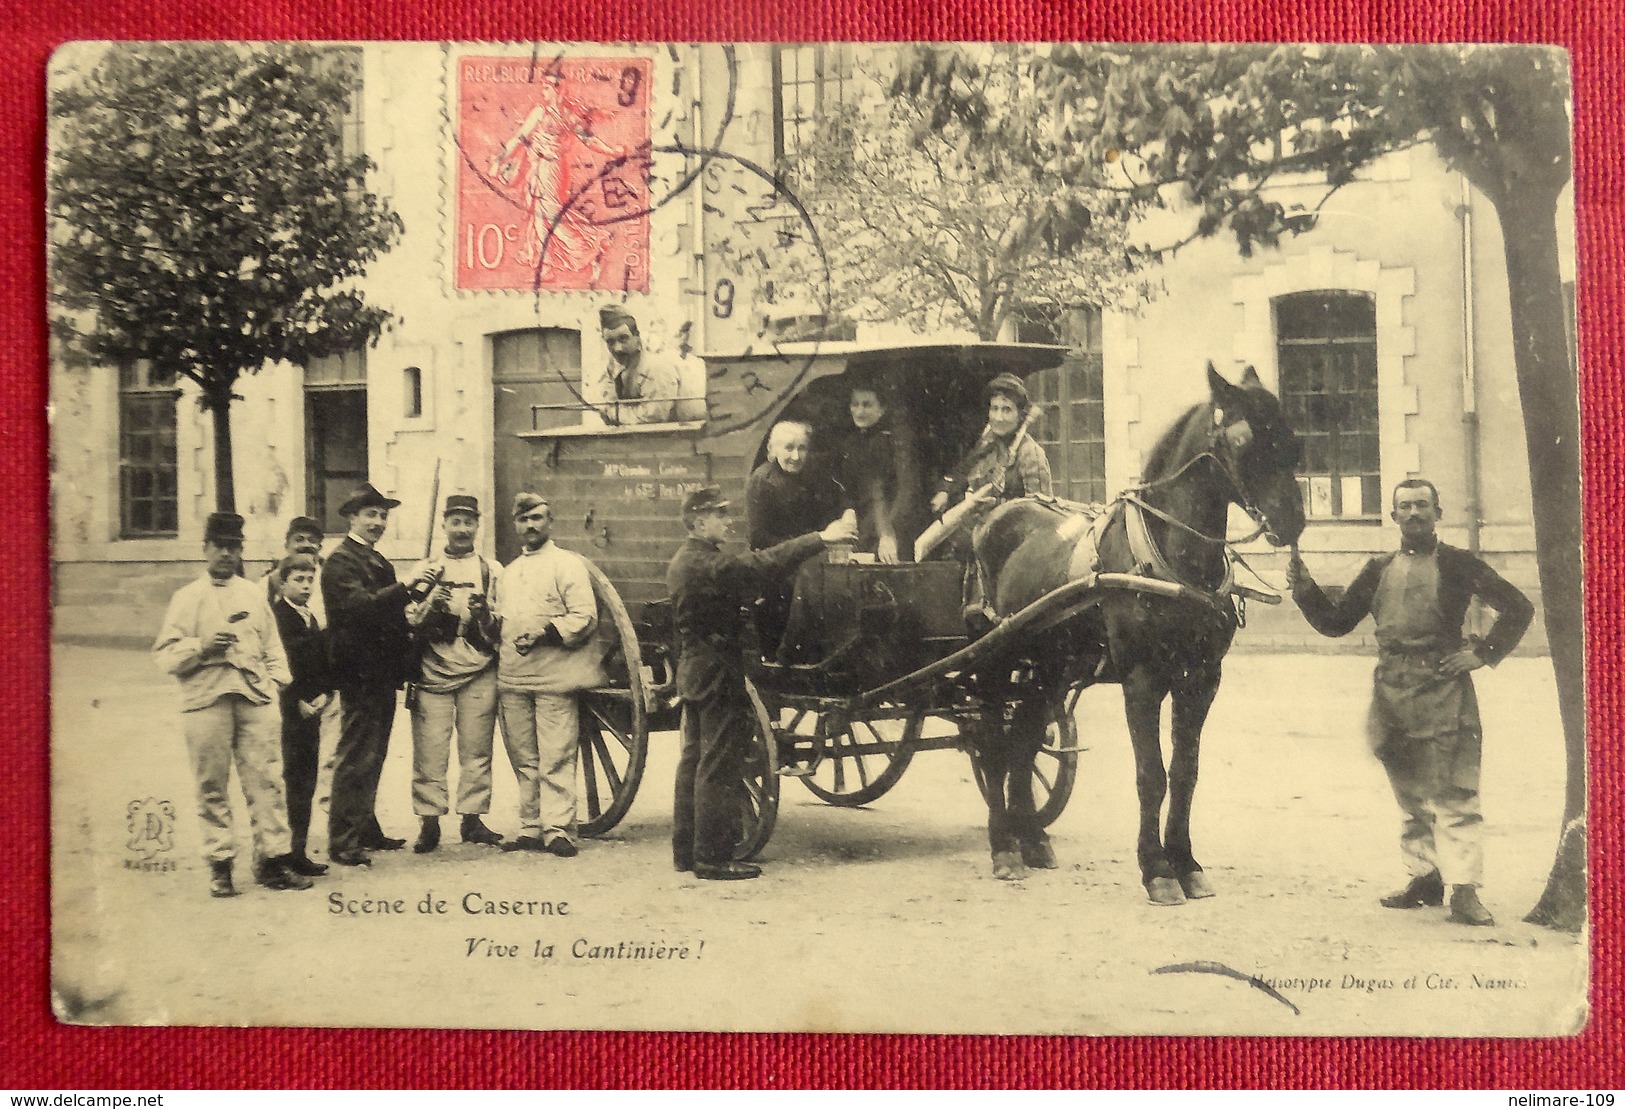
666, 486, 855, 881
270, 553, 333, 876
321, 483, 436, 867
1288, 478, 1533, 927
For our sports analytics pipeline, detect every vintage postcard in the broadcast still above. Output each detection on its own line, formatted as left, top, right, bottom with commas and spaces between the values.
48, 40, 1588, 1035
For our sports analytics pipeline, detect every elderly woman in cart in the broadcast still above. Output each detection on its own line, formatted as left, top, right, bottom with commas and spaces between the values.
925, 372, 1053, 626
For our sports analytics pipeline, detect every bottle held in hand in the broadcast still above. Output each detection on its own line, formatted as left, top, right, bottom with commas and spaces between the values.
408, 565, 446, 602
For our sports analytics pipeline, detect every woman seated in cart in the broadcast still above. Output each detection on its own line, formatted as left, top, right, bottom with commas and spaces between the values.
747, 417, 847, 655
924, 372, 1053, 626
928, 372, 1053, 522
835, 376, 925, 565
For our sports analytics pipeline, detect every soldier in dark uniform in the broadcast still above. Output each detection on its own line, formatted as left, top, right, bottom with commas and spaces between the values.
322, 482, 438, 867
666, 485, 856, 881
1288, 478, 1533, 927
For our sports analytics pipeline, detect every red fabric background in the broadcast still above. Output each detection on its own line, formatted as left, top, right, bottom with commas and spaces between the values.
7, 0, 1619, 1089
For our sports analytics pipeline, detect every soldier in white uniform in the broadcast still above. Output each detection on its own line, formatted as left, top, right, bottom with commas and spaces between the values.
493, 493, 604, 856
404, 494, 505, 853
590, 305, 682, 426
153, 512, 313, 897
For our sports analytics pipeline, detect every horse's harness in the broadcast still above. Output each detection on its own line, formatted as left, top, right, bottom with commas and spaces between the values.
1048, 407, 1282, 620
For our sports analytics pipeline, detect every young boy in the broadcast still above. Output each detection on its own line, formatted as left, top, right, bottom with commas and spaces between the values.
271, 553, 335, 876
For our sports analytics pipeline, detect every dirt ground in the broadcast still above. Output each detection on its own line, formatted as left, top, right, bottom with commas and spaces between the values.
51, 641, 1586, 1036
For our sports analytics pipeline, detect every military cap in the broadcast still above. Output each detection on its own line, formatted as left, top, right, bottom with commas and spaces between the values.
598, 305, 637, 330
284, 515, 322, 539
681, 485, 731, 515
512, 492, 550, 519
443, 494, 481, 518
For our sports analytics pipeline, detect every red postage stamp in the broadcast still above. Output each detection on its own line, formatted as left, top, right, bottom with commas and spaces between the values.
455, 54, 653, 293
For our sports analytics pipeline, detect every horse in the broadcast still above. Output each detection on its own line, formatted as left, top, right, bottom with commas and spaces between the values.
965, 363, 1306, 901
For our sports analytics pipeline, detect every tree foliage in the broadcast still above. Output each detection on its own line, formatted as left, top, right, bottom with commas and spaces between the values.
901, 42, 1584, 930
901, 44, 1569, 251
49, 43, 404, 509
786, 47, 1154, 341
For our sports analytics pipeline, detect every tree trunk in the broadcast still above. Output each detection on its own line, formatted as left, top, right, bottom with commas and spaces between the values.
1486, 179, 1587, 933
206, 384, 236, 513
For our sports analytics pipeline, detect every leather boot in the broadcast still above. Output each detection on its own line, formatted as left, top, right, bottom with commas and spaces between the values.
460, 815, 504, 845
286, 853, 329, 877
208, 859, 238, 899
414, 816, 441, 854
1448, 884, 1496, 927
1379, 871, 1444, 909
257, 855, 316, 891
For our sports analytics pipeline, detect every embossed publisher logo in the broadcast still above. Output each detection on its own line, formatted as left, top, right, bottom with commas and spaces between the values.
124, 797, 177, 872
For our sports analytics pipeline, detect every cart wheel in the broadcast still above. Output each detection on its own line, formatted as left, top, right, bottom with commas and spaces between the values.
732, 678, 781, 861
576, 559, 649, 837
786, 708, 917, 807
971, 692, 1079, 829
1033, 694, 1080, 828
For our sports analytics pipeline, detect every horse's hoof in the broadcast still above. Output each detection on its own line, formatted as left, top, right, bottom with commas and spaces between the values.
992, 851, 1027, 881
1178, 870, 1216, 899
1020, 840, 1058, 869
1145, 877, 1186, 906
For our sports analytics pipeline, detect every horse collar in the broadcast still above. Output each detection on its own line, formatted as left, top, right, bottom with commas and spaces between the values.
1120, 496, 1237, 603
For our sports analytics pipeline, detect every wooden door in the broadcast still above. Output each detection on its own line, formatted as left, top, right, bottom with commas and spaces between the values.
491, 327, 583, 564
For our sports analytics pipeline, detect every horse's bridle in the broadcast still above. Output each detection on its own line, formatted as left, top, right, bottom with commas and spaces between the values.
1125, 409, 1277, 548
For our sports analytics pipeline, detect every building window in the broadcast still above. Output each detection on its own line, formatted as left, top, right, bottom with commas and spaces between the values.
318, 45, 365, 161
1023, 304, 1107, 504
1276, 290, 1380, 519
403, 366, 422, 418
118, 361, 179, 537
772, 45, 850, 165
306, 349, 368, 533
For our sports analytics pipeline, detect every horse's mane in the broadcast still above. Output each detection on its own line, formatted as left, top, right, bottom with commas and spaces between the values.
1140, 402, 1213, 482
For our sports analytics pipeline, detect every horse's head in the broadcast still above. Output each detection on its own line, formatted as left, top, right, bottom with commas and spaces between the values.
1205, 363, 1305, 547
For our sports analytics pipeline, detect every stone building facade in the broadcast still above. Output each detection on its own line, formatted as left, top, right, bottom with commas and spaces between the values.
51, 43, 1572, 651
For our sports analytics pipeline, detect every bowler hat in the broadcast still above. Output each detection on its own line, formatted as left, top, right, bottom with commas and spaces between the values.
284, 515, 322, 539
337, 482, 401, 518
512, 491, 549, 519
681, 485, 731, 516
986, 372, 1031, 410
443, 494, 481, 518
204, 512, 246, 546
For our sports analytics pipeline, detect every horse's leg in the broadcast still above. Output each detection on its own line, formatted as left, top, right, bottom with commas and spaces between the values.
969, 699, 1025, 880
976, 745, 1026, 881
1166, 661, 1223, 899
1010, 691, 1056, 869
1123, 665, 1181, 905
